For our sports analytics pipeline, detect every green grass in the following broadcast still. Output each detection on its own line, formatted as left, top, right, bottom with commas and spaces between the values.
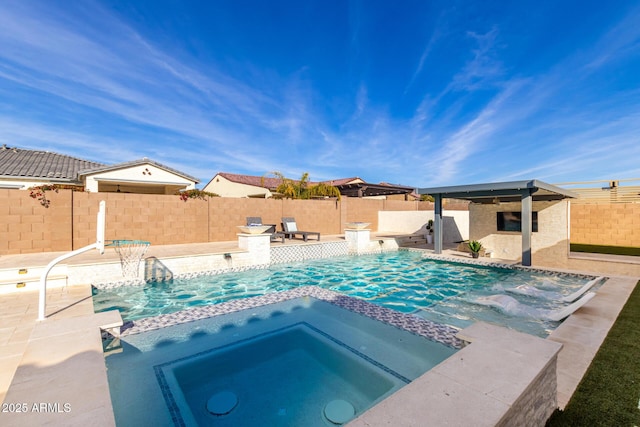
546, 280, 640, 426
570, 243, 640, 257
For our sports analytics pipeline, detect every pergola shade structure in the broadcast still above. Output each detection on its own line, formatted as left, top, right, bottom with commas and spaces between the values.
417, 180, 577, 266
335, 182, 415, 198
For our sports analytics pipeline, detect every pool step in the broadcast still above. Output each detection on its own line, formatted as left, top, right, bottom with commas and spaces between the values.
395, 234, 428, 248
0, 266, 68, 293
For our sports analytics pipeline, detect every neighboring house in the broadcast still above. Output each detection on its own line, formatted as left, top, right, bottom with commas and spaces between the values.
203, 172, 415, 199
203, 172, 282, 198
0, 145, 198, 194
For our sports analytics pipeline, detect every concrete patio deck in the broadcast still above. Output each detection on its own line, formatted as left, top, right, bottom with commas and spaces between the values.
0, 237, 638, 425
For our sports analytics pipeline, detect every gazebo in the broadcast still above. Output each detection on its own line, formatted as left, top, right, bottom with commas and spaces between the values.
418, 180, 577, 266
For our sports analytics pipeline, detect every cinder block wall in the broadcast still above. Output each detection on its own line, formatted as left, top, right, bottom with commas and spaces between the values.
345, 198, 384, 229
3, 189, 638, 255
0, 190, 441, 255
74, 192, 210, 248
0, 189, 73, 254
570, 203, 640, 246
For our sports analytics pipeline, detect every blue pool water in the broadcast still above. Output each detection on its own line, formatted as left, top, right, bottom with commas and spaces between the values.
106, 297, 457, 426
94, 251, 595, 337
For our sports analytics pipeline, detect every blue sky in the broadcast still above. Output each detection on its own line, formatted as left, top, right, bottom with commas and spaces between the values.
1, 1, 639, 188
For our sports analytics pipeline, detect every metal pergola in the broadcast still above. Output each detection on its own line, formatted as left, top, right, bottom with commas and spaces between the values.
335, 182, 415, 198
417, 180, 577, 266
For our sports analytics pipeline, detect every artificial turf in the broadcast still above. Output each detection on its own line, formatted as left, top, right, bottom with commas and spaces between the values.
570, 243, 640, 257
546, 280, 640, 426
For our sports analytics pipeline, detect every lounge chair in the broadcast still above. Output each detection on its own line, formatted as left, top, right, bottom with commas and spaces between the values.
474, 291, 596, 321
506, 276, 605, 303
246, 217, 285, 243
281, 217, 320, 241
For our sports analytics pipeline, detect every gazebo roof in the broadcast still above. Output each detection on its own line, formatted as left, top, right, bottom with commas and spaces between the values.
418, 179, 577, 203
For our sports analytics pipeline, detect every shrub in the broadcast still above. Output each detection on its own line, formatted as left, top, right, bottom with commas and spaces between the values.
177, 189, 218, 202
468, 240, 483, 253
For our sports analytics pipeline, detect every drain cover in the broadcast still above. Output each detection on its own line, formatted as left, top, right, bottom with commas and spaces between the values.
206, 391, 238, 416
324, 399, 355, 425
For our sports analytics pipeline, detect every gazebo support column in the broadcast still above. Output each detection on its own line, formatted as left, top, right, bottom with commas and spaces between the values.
434, 194, 443, 254
521, 191, 533, 266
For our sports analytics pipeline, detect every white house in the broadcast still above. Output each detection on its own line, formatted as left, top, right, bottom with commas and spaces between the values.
0, 145, 198, 194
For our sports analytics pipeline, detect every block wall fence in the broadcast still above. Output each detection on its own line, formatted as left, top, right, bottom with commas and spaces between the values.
570, 202, 640, 247
1, 189, 636, 255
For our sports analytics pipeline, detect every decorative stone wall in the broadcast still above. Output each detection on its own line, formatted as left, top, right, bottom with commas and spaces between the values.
496, 356, 559, 426
469, 200, 569, 263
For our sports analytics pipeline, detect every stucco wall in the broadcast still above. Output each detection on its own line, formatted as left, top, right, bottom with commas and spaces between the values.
469, 200, 570, 263
378, 210, 469, 242
203, 175, 271, 198
85, 163, 195, 193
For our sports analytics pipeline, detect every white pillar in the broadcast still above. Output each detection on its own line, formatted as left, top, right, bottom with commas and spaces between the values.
345, 229, 371, 254
238, 233, 271, 265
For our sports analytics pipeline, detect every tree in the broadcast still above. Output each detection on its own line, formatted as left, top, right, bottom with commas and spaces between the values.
269, 171, 340, 200
308, 182, 341, 200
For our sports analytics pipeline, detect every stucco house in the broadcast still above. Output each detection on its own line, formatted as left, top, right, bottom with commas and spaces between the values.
204, 172, 415, 199
0, 145, 198, 194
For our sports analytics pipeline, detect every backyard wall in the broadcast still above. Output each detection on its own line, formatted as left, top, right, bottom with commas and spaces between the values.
469, 200, 570, 263
570, 202, 640, 247
0, 190, 439, 255
2, 188, 636, 256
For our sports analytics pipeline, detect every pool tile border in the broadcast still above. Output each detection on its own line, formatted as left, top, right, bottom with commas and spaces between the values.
119, 285, 465, 349
420, 252, 598, 280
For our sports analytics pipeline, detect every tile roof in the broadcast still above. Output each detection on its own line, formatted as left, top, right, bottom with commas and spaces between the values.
218, 172, 285, 189
0, 145, 105, 181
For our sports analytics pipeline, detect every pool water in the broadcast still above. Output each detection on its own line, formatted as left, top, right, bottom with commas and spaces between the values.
106, 297, 457, 426
94, 251, 594, 337
166, 324, 404, 426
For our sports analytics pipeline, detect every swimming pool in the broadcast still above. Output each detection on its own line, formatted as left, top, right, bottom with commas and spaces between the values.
106, 295, 458, 426
93, 250, 597, 337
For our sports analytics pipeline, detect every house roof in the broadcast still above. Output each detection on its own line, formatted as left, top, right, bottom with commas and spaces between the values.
213, 172, 415, 197
320, 177, 363, 186
0, 145, 105, 182
79, 158, 199, 183
0, 145, 198, 186
216, 172, 283, 189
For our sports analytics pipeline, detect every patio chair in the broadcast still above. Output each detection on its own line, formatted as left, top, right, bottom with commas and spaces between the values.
246, 217, 285, 243
281, 217, 320, 242
474, 291, 596, 322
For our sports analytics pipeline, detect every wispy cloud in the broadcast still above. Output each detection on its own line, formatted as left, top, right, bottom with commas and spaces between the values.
0, 1, 638, 187
450, 27, 504, 92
